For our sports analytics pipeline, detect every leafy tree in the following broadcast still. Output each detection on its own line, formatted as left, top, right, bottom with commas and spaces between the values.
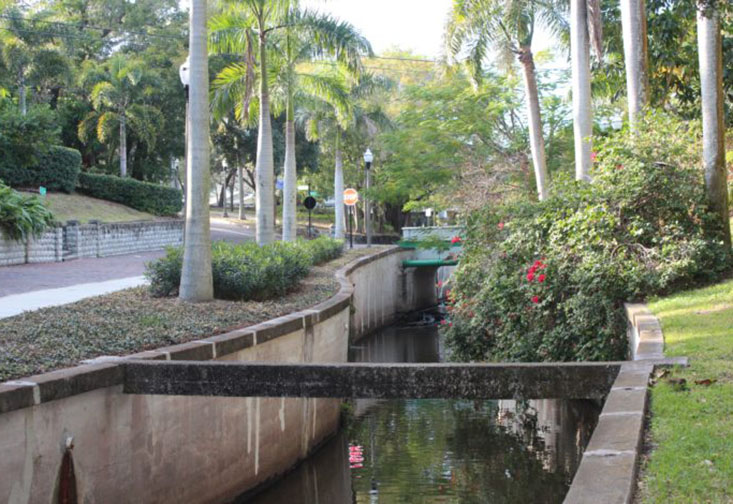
446, 0, 567, 201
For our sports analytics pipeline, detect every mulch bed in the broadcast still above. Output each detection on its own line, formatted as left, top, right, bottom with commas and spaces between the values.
0, 248, 376, 381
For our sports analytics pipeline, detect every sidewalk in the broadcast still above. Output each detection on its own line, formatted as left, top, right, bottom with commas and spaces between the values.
0, 219, 256, 319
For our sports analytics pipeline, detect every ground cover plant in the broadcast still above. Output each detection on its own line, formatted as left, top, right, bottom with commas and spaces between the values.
146, 236, 344, 300
0, 246, 370, 381
443, 114, 732, 362
638, 279, 733, 503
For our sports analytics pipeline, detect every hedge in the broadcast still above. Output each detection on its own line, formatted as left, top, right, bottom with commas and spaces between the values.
145, 237, 344, 301
77, 172, 182, 216
0, 146, 81, 193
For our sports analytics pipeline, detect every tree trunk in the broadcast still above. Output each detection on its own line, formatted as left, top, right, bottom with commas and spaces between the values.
179, 0, 214, 302
229, 174, 235, 211
18, 71, 26, 116
333, 131, 345, 239
620, 0, 649, 128
119, 115, 127, 177
238, 164, 245, 220
518, 48, 549, 201
571, 0, 593, 181
255, 31, 275, 245
281, 98, 297, 241
697, 1, 731, 248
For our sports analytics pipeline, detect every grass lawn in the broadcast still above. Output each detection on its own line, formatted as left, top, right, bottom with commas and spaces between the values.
0, 247, 375, 381
25, 191, 159, 223
638, 278, 733, 503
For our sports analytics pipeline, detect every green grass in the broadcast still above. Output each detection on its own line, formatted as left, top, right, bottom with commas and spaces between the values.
639, 278, 733, 503
25, 191, 158, 223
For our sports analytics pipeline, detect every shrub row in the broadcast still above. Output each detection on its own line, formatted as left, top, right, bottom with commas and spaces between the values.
443, 113, 732, 363
145, 236, 344, 301
77, 172, 182, 216
0, 146, 81, 193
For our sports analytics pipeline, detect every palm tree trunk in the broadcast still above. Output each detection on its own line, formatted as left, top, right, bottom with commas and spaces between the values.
282, 97, 297, 241
571, 0, 593, 181
179, 0, 213, 302
333, 130, 345, 239
518, 48, 549, 201
238, 164, 245, 220
255, 30, 275, 245
697, 1, 731, 248
620, 0, 649, 128
18, 71, 26, 116
119, 115, 127, 177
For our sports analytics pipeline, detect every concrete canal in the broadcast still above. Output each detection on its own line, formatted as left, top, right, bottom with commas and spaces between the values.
245, 318, 600, 503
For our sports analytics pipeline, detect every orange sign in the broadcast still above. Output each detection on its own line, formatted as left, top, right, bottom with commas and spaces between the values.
343, 188, 359, 206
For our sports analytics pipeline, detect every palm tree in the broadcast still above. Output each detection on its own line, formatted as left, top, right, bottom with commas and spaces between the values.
446, 0, 566, 201
620, 0, 649, 128
210, 4, 371, 242
697, 0, 731, 248
179, 0, 214, 302
78, 55, 163, 177
298, 70, 392, 238
570, 0, 602, 181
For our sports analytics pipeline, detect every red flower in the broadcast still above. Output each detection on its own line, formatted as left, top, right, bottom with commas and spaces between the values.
526, 272, 535, 282
451, 236, 462, 244
497, 222, 504, 230
440, 319, 448, 325
538, 274, 546, 283
436, 280, 442, 288
531, 295, 540, 304
591, 151, 598, 162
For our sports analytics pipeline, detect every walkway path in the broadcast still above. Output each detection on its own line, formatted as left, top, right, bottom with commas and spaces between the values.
0, 219, 255, 318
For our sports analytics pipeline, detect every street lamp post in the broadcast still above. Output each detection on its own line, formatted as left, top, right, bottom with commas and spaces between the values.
179, 56, 190, 228
363, 148, 373, 247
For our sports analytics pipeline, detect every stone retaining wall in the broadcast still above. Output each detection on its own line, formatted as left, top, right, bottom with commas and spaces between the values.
0, 246, 415, 503
0, 220, 183, 266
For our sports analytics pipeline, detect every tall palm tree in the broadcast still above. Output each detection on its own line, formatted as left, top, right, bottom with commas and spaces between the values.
570, 0, 602, 181
697, 0, 731, 248
297, 70, 392, 238
446, 0, 566, 201
179, 0, 214, 302
211, 4, 371, 242
620, 0, 649, 128
78, 55, 163, 177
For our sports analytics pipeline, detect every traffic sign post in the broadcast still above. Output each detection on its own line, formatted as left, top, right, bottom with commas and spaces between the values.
343, 188, 358, 248
303, 196, 316, 238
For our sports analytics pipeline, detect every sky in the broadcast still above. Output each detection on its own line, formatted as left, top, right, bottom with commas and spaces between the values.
301, 0, 453, 59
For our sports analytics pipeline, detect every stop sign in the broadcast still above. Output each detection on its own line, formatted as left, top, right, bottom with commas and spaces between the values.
343, 188, 359, 206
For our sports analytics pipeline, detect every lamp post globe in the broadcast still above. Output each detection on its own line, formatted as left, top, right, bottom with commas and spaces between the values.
363, 148, 373, 247
179, 56, 190, 88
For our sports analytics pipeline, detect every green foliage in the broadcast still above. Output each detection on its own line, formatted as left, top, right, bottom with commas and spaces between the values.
146, 237, 344, 300
0, 106, 59, 174
77, 172, 182, 216
444, 114, 732, 363
0, 180, 54, 241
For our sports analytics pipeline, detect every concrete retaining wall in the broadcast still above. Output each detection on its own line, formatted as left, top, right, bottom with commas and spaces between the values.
0, 220, 183, 266
0, 246, 418, 503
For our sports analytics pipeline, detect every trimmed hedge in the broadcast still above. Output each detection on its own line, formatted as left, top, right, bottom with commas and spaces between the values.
145, 237, 344, 301
77, 172, 182, 216
0, 146, 81, 193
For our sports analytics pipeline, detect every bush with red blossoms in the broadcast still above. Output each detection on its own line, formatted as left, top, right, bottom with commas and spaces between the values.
442, 113, 731, 362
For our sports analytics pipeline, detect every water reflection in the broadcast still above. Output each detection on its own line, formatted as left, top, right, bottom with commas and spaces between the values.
245, 323, 599, 503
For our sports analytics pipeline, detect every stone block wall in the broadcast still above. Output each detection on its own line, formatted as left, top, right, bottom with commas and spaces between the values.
0, 220, 183, 266
0, 227, 63, 266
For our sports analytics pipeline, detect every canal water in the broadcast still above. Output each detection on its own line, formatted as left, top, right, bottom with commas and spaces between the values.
244, 320, 600, 503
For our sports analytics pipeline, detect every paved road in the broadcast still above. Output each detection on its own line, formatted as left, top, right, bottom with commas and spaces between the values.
0, 220, 255, 298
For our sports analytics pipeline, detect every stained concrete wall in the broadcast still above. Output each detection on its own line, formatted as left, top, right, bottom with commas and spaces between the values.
0, 246, 419, 503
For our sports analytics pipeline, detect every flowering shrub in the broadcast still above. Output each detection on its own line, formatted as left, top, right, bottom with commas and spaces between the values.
444, 114, 731, 362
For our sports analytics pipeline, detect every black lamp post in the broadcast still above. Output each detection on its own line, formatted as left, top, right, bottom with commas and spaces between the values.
179, 56, 190, 226
363, 148, 373, 247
